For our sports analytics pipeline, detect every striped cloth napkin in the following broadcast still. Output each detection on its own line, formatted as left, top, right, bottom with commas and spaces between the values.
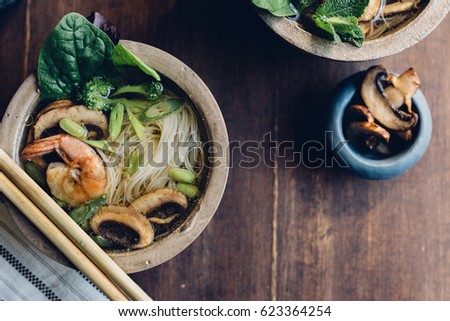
0, 199, 108, 301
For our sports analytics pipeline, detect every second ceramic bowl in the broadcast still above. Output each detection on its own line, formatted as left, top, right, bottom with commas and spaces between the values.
257, 1, 450, 61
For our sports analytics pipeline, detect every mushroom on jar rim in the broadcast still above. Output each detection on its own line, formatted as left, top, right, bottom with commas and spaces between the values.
387, 68, 422, 114
361, 65, 418, 132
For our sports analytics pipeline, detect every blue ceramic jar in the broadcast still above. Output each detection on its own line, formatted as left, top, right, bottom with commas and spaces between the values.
327, 70, 432, 180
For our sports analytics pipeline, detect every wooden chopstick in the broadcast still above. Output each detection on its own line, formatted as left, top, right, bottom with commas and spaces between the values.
0, 172, 129, 301
0, 149, 152, 301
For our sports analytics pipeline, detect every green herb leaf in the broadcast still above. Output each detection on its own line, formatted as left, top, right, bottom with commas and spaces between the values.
252, 0, 296, 17
315, 0, 369, 19
37, 13, 115, 100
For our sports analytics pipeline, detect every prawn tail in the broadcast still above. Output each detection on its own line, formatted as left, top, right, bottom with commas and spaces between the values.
22, 134, 63, 160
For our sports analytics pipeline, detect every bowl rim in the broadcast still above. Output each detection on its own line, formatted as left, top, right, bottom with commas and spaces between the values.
328, 70, 432, 179
0, 40, 229, 273
257, 0, 450, 61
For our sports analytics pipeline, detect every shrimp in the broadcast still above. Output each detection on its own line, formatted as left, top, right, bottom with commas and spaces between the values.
22, 134, 106, 207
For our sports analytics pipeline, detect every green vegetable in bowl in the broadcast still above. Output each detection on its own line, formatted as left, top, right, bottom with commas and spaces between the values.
23, 161, 47, 190
59, 118, 88, 139
125, 106, 145, 140
77, 77, 162, 112
176, 183, 199, 198
253, 0, 370, 47
169, 168, 196, 184
110, 81, 163, 101
140, 98, 184, 122
69, 194, 107, 225
113, 43, 161, 81
252, 0, 297, 16
109, 103, 124, 140
38, 13, 115, 100
38, 12, 161, 101
312, 0, 368, 47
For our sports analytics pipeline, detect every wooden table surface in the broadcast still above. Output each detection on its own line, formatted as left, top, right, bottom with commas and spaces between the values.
1, 0, 449, 301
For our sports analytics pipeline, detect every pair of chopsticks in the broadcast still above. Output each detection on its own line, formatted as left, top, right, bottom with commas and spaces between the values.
0, 149, 151, 301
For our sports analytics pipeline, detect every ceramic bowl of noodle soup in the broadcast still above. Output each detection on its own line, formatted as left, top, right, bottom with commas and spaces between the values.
0, 40, 229, 273
257, 0, 450, 61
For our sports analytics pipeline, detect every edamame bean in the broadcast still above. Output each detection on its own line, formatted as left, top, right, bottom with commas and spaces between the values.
176, 183, 199, 198
59, 118, 87, 138
169, 168, 195, 184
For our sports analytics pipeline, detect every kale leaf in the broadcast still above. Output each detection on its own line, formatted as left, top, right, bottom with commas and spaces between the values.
312, 0, 369, 47
315, 0, 369, 18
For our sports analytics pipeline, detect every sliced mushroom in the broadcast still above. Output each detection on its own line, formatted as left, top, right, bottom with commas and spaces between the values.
384, 86, 405, 110
382, 0, 421, 17
37, 100, 75, 117
387, 68, 421, 114
361, 65, 418, 131
34, 104, 109, 140
130, 188, 188, 216
393, 129, 413, 142
360, 0, 381, 21
348, 121, 391, 142
348, 104, 375, 123
148, 214, 179, 225
90, 205, 154, 249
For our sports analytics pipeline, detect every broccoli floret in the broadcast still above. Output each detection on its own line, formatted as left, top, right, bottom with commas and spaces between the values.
77, 77, 116, 111
78, 77, 164, 111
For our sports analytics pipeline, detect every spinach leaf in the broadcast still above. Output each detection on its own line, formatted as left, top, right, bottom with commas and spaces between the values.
37, 13, 115, 100
112, 43, 160, 81
252, 0, 296, 17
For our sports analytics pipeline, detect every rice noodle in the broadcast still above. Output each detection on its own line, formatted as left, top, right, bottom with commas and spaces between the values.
97, 101, 203, 206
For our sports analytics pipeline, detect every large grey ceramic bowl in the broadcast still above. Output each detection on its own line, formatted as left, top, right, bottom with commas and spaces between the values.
258, 0, 450, 61
327, 69, 432, 180
0, 40, 229, 273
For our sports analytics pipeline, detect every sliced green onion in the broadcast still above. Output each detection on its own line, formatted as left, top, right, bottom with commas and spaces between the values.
83, 139, 112, 151
140, 98, 183, 122
109, 103, 124, 140
59, 118, 87, 139
125, 151, 141, 176
169, 168, 195, 184
126, 106, 145, 140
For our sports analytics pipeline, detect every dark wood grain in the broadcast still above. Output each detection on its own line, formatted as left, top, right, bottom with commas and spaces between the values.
0, 0, 449, 300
